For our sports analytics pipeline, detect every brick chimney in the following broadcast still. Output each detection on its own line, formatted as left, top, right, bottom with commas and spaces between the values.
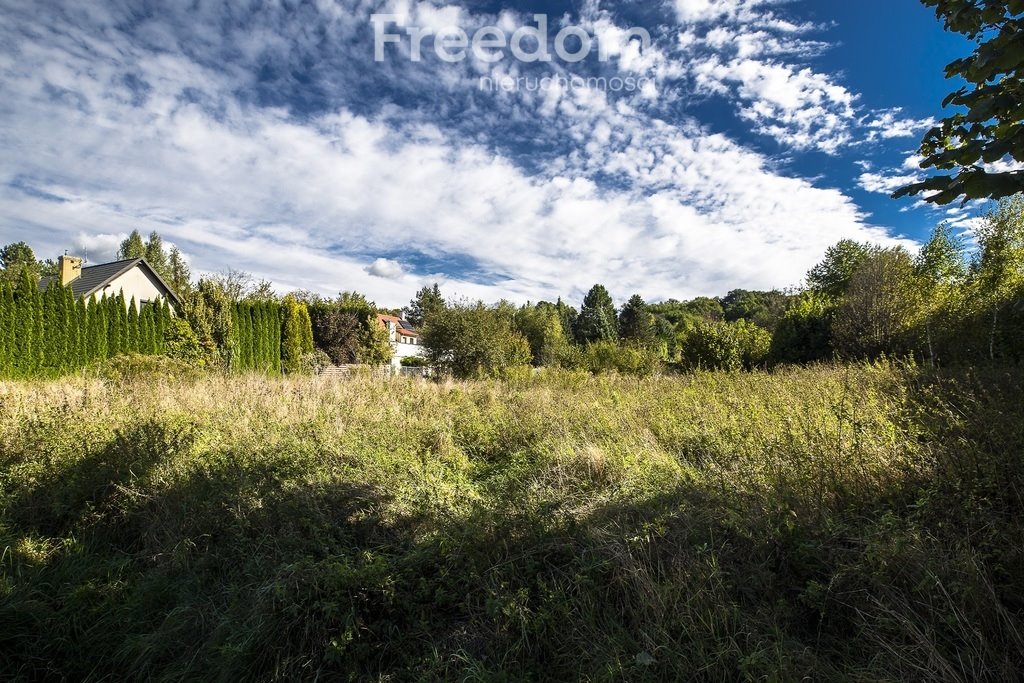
59, 255, 83, 286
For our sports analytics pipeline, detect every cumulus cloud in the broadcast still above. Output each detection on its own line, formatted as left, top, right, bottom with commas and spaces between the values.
0, 0, 927, 306
366, 258, 405, 279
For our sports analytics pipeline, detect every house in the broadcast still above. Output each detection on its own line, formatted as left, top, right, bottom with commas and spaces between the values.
41, 254, 181, 312
377, 314, 425, 369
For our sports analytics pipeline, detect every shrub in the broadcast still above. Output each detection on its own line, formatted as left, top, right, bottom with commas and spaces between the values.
86, 352, 204, 382
770, 294, 835, 364
163, 317, 205, 365
280, 296, 315, 374
679, 319, 771, 371
400, 355, 428, 367
582, 340, 661, 376
299, 349, 332, 375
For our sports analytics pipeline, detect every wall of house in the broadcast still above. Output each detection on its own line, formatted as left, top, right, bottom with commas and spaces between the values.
89, 267, 175, 313
390, 335, 425, 368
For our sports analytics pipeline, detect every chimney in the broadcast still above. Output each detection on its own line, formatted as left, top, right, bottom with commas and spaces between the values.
59, 255, 83, 286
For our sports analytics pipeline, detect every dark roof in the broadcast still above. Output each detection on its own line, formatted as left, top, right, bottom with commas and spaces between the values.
41, 258, 182, 308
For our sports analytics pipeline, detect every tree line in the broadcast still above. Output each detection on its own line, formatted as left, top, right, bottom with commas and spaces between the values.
3, 195, 1022, 379
415, 196, 1024, 378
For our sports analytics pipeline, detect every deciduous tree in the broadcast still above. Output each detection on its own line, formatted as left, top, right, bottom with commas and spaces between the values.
895, 0, 1024, 205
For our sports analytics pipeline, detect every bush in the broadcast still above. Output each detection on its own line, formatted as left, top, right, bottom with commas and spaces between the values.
582, 340, 661, 376
770, 294, 835, 365
299, 349, 332, 375
678, 319, 771, 371
86, 352, 204, 382
400, 355, 428, 367
163, 317, 205, 365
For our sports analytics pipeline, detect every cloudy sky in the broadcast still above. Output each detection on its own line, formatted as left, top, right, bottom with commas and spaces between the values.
0, 0, 978, 307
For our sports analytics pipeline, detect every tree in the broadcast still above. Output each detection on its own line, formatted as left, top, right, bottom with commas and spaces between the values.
769, 294, 835, 364
721, 289, 790, 332
806, 240, 877, 299
168, 246, 192, 295
164, 318, 204, 364
313, 308, 363, 364
915, 223, 967, 365
280, 296, 315, 373
144, 231, 170, 280
514, 303, 574, 367
244, 280, 277, 303
972, 194, 1024, 359
207, 269, 254, 304
618, 294, 657, 346
1, 242, 40, 283
832, 248, 921, 359
575, 284, 618, 344
407, 283, 445, 328
118, 230, 146, 260
423, 301, 532, 378
895, 1, 1024, 205
187, 278, 237, 363
87, 298, 108, 362
357, 318, 394, 366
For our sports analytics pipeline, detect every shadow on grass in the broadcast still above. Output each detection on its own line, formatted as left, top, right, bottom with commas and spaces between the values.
2, 366, 1023, 681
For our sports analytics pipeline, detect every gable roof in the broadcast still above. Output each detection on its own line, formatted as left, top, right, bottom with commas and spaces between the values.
41, 258, 182, 308
378, 314, 419, 334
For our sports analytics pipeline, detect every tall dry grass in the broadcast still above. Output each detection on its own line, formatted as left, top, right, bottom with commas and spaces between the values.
1, 362, 1022, 680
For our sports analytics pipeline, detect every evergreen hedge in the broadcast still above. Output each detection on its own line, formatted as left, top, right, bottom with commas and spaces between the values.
0, 278, 175, 378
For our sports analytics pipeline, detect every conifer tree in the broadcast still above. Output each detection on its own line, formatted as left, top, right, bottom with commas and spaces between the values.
118, 230, 146, 260
42, 282, 60, 371
90, 300, 108, 361
257, 303, 269, 370
117, 294, 130, 355
65, 286, 81, 370
157, 300, 171, 353
239, 304, 253, 369
145, 306, 158, 354
75, 298, 89, 366
127, 298, 140, 354
13, 271, 42, 375
107, 295, 122, 357
0, 281, 11, 373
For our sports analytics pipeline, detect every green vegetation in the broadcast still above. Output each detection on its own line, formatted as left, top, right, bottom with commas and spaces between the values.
1, 363, 1022, 680
0, 276, 172, 378
896, 0, 1024, 204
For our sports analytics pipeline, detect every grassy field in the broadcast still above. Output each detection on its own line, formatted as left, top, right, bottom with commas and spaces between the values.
1, 363, 1022, 681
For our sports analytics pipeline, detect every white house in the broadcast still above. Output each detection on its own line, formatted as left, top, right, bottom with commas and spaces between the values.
42, 255, 181, 312
377, 314, 425, 369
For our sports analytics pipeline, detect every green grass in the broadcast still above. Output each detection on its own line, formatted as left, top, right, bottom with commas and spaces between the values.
1, 363, 1022, 681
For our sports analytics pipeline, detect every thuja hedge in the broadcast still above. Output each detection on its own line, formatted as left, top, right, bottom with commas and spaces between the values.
0, 272, 172, 378
231, 302, 283, 373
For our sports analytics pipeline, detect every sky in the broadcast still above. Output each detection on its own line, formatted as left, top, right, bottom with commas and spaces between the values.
0, 0, 983, 307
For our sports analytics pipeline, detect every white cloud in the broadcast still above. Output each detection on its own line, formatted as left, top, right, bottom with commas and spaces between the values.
366, 258, 405, 279
0, 0, 922, 308
864, 108, 935, 142
692, 57, 857, 153
858, 171, 920, 195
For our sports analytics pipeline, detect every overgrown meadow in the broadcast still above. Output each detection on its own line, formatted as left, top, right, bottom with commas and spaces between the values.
1, 364, 1022, 681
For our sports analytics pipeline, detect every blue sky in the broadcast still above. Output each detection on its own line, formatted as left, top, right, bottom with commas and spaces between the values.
0, 0, 984, 306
